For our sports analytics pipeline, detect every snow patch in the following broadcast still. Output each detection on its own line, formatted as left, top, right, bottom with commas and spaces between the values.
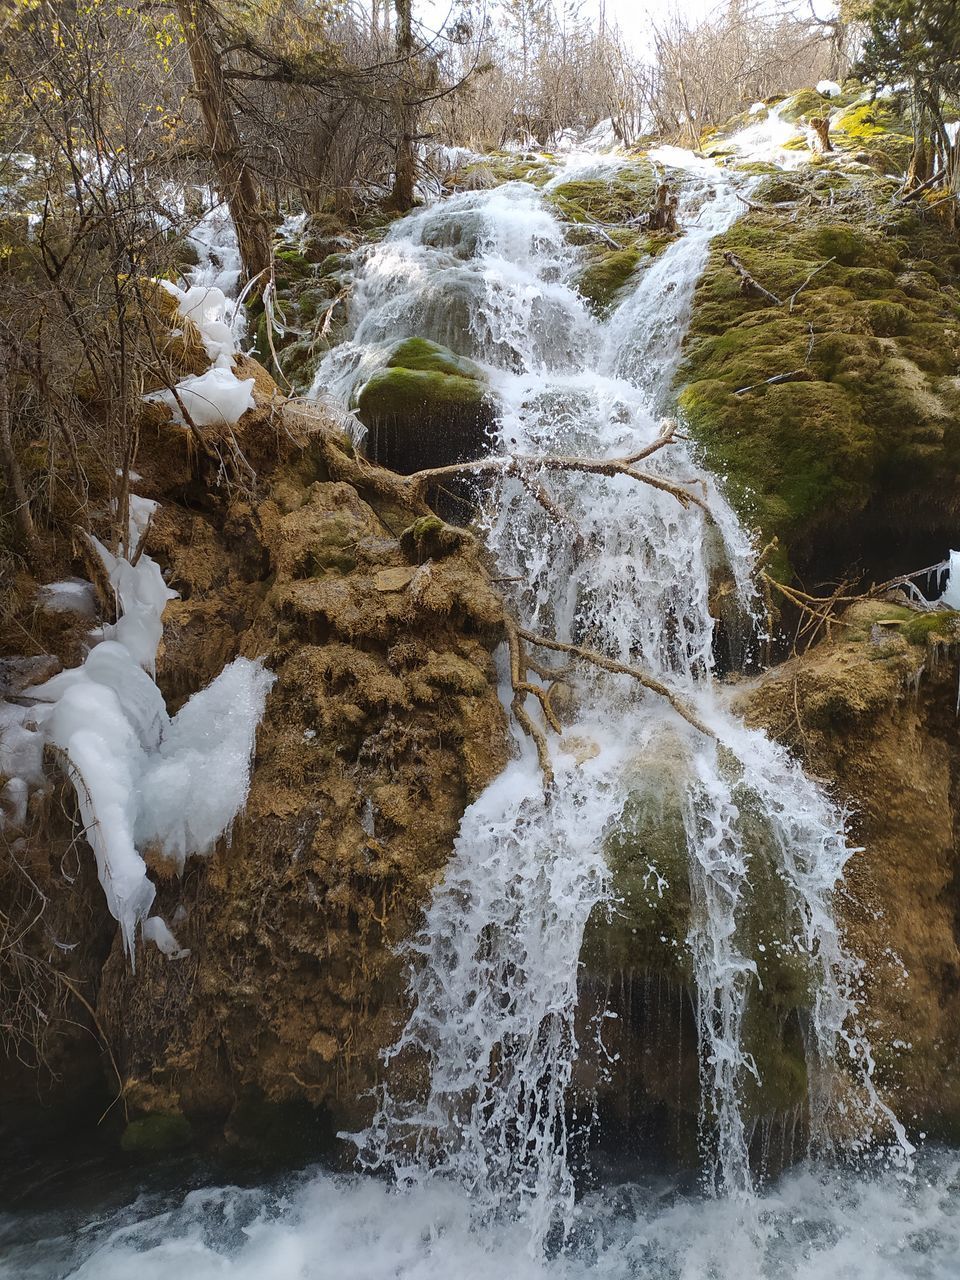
36, 578, 97, 619
817, 80, 842, 98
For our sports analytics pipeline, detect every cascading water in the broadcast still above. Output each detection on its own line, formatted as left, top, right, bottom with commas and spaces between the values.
311, 141, 912, 1244
4, 143, 954, 1280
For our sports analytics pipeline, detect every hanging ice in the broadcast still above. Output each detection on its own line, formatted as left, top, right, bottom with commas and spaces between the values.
25, 504, 274, 963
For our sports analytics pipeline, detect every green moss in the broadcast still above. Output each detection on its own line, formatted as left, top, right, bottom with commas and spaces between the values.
354, 338, 494, 475
384, 337, 484, 380
777, 88, 831, 123
120, 1113, 193, 1154
358, 366, 486, 419
575, 246, 642, 313
902, 610, 960, 646
583, 742, 820, 1124
676, 160, 960, 580
832, 101, 915, 169
547, 162, 657, 225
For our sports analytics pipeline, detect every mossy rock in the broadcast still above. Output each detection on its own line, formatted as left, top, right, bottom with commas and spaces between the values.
120, 1112, 193, 1154
547, 162, 657, 225
777, 88, 831, 123
677, 161, 960, 583
582, 737, 821, 1128
832, 101, 915, 170
902, 610, 960, 646
575, 245, 643, 314
354, 338, 495, 476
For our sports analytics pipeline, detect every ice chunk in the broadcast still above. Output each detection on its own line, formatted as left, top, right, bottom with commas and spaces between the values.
42, 679, 155, 958
154, 367, 256, 428
21, 495, 273, 963
137, 657, 276, 870
0, 777, 29, 828
816, 80, 842, 98
939, 550, 960, 608
175, 284, 237, 367
142, 916, 190, 960
0, 701, 46, 787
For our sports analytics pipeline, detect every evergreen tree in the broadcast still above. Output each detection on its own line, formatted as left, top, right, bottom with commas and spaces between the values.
860, 0, 960, 198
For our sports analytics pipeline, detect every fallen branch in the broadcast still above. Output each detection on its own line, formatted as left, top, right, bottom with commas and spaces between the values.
735, 369, 807, 395
788, 257, 835, 310
724, 251, 783, 305
401, 422, 709, 515
517, 627, 715, 739
898, 168, 946, 203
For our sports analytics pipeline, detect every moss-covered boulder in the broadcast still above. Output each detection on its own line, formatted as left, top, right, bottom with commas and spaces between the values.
354, 337, 496, 475
546, 161, 657, 225
678, 160, 960, 586
120, 1112, 193, 1155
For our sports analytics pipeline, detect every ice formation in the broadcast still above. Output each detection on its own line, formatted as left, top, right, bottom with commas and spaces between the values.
2, 486, 272, 962
817, 80, 842, 97
151, 199, 254, 428
939, 550, 960, 608
154, 364, 256, 428
22, 503, 274, 962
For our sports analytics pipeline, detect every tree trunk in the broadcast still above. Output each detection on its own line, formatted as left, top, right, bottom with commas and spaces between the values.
176, 0, 272, 287
0, 359, 41, 570
389, 0, 416, 212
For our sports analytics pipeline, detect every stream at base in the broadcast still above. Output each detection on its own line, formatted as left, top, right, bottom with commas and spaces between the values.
3, 1149, 960, 1279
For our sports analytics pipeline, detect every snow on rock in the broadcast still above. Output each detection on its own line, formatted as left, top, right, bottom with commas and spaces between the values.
817, 80, 842, 98
169, 284, 237, 368
12, 502, 274, 964
153, 365, 256, 429
36, 578, 98, 619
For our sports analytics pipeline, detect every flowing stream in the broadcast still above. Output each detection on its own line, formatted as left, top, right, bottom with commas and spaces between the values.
1, 148, 940, 1279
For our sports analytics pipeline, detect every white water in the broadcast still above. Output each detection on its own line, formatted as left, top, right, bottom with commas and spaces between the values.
4, 1150, 960, 1280
309, 148, 912, 1246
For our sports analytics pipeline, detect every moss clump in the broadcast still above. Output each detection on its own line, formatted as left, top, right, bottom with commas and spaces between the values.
400, 514, 473, 561
547, 162, 657, 225
582, 738, 820, 1127
776, 87, 832, 123
354, 337, 494, 476
832, 100, 915, 170
575, 245, 642, 313
120, 1112, 193, 1154
902, 610, 960, 646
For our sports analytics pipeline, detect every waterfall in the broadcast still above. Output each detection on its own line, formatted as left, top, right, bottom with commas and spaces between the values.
313, 151, 910, 1245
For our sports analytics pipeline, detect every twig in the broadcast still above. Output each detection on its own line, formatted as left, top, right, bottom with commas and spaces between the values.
788, 257, 835, 310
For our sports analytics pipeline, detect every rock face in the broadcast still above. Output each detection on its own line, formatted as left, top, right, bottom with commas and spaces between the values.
739, 602, 960, 1140
0, 361, 510, 1156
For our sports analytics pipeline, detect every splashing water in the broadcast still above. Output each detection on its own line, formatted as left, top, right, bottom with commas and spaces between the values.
312, 148, 910, 1244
